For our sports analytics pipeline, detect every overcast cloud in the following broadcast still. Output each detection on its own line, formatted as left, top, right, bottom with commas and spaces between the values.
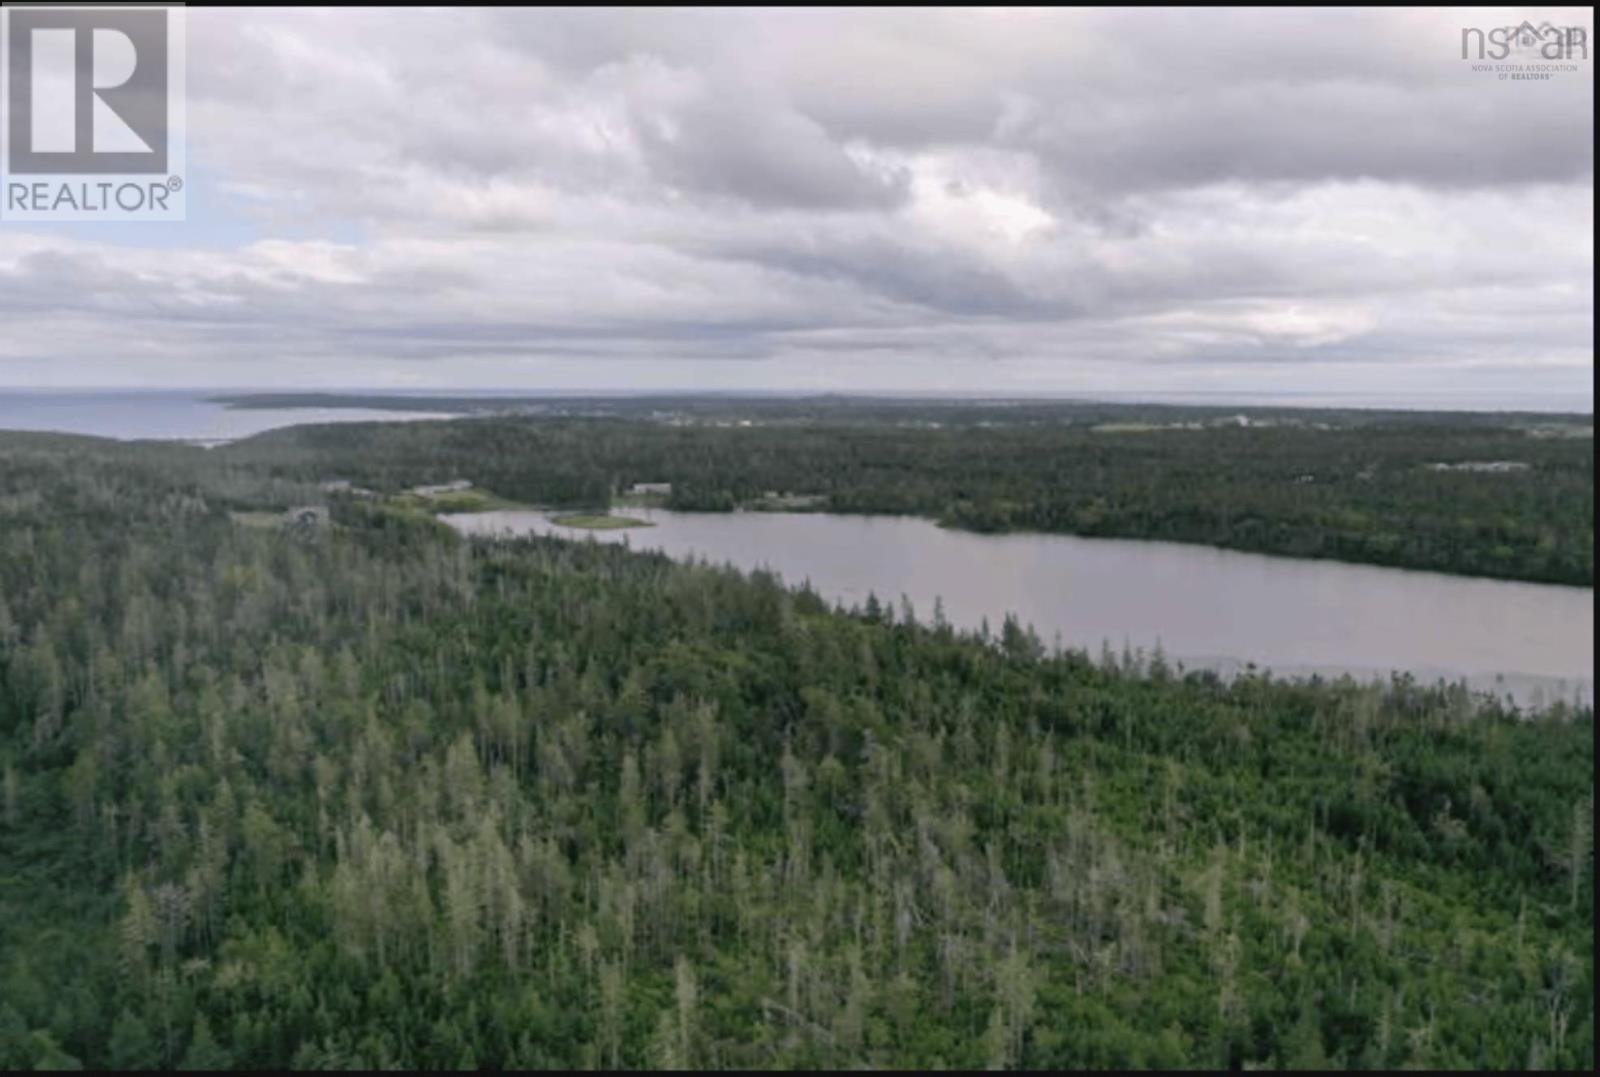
0, 7, 1592, 404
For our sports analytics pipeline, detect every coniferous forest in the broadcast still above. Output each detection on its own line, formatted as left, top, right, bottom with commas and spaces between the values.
0, 427, 1593, 1070
219, 399, 1595, 585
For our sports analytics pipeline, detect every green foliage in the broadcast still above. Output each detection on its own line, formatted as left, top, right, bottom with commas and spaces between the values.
217, 400, 1594, 584
178, 1016, 230, 1071
108, 1011, 158, 1071
0, 433, 1592, 1070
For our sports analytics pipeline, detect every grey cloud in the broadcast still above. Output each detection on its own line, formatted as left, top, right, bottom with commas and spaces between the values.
185, 9, 1593, 216
1014, 81, 1593, 197
632, 93, 910, 210
0, 8, 1591, 401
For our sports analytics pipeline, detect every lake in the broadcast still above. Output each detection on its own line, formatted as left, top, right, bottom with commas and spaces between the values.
445, 507, 1595, 708
5, 392, 1592, 706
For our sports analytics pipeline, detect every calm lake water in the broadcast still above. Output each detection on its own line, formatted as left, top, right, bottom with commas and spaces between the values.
5, 392, 1592, 706
0, 390, 456, 443
446, 508, 1595, 708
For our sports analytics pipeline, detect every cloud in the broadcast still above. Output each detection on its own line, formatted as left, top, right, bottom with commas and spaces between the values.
0, 7, 1591, 402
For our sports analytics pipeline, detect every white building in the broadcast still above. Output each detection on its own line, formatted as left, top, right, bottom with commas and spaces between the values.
412, 479, 474, 496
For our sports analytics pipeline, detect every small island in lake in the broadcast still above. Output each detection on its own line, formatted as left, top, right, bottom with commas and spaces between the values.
550, 512, 655, 530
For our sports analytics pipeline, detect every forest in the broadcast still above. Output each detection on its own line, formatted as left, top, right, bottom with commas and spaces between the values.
0, 429, 1592, 1069
215, 398, 1595, 585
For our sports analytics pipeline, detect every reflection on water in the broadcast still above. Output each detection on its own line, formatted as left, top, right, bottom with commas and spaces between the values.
0, 391, 457, 443
446, 507, 1595, 709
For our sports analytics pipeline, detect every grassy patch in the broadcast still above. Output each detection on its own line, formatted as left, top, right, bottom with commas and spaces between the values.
749, 493, 826, 511
549, 513, 654, 530
1090, 421, 1202, 433
391, 488, 524, 514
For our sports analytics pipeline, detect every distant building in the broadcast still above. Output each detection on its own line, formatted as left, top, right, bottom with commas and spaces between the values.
1426, 461, 1530, 474
629, 482, 673, 495
412, 479, 474, 496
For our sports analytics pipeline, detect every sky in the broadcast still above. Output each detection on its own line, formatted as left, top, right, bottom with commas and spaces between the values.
0, 7, 1593, 406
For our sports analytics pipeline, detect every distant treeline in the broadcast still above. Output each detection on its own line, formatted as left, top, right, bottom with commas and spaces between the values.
217, 402, 1595, 585
212, 391, 1587, 429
